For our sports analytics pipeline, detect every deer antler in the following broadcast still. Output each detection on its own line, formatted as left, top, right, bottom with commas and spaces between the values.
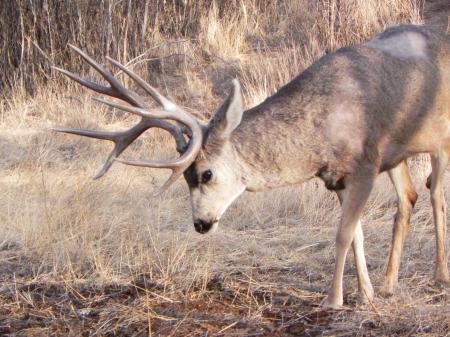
53, 45, 203, 195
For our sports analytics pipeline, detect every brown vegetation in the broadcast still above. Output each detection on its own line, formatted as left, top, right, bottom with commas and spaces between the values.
1, 0, 450, 336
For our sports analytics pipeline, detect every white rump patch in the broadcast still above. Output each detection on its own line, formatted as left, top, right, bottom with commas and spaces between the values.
366, 31, 427, 59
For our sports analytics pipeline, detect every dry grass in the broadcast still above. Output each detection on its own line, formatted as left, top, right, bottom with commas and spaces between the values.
1, 0, 450, 336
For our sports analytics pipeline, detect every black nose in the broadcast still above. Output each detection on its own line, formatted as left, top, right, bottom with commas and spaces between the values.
194, 220, 213, 234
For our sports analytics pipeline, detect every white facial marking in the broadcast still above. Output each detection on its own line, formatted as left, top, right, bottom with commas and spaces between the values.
190, 145, 247, 229
366, 32, 427, 59
217, 184, 246, 219
191, 179, 245, 225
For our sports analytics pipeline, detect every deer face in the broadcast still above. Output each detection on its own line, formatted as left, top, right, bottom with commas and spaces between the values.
52, 46, 246, 235
186, 144, 246, 234
184, 80, 246, 234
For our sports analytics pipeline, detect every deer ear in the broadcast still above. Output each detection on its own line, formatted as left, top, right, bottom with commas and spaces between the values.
208, 79, 243, 140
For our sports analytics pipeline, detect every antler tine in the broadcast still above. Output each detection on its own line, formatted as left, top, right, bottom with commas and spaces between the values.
91, 97, 202, 194
93, 97, 202, 169
53, 118, 187, 179
106, 56, 183, 114
107, 55, 204, 140
55, 45, 189, 176
65, 45, 188, 142
94, 143, 123, 179
54, 46, 202, 192
113, 159, 185, 196
52, 66, 116, 97
67, 44, 145, 107
52, 127, 119, 141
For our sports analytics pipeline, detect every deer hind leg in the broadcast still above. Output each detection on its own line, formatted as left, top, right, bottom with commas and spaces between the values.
323, 168, 376, 309
335, 190, 374, 303
381, 161, 417, 296
430, 151, 450, 285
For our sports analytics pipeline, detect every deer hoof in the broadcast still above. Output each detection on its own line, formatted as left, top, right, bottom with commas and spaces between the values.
435, 268, 450, 286
379, 286, 395, 298
380, 276, 398, 297
321, 296, 345, 310
358, 285, 375, 303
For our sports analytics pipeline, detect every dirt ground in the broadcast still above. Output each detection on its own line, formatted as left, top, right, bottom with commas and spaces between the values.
1, 243, 450, 336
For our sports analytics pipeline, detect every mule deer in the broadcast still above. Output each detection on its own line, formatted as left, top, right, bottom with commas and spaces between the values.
54, 25, 450, 309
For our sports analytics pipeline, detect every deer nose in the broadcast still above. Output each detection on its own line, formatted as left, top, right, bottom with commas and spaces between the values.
194, 220, 214, 234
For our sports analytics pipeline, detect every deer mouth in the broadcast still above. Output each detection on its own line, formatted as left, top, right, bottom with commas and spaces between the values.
194, 220, 219, 234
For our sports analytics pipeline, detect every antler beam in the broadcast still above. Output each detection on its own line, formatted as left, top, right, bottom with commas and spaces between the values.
53, 45, 203, 194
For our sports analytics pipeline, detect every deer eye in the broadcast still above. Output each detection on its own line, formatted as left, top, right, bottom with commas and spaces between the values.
201, 170, 213, 184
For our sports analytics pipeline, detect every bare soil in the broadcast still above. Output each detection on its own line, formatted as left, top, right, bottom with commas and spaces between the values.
1, 243, 450, 336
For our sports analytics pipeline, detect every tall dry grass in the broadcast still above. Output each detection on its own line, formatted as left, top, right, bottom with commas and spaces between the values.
2, 0, 449, 335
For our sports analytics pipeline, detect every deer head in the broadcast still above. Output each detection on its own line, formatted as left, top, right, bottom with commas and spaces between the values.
54, 46, 246, 234
186, 80, 246, 233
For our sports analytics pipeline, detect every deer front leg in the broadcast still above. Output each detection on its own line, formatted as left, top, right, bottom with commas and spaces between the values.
323, 170, 375, 309
336, 190, 374, 303
382, 161, 417, 296
430, 152, 450, 285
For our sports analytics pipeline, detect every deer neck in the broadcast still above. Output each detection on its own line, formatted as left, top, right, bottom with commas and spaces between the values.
230, 97, 327, 192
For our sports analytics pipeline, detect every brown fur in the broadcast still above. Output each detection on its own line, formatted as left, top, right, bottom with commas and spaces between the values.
192, 25, 450, 308
56, 25, 450, 309
215, 26, 448, 188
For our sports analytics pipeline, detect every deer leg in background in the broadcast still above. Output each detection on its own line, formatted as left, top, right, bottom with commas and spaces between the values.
323, 167, 376, 309
430, 151, 450, 285
382, 160, 417, 296
336, 189, 374, 303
